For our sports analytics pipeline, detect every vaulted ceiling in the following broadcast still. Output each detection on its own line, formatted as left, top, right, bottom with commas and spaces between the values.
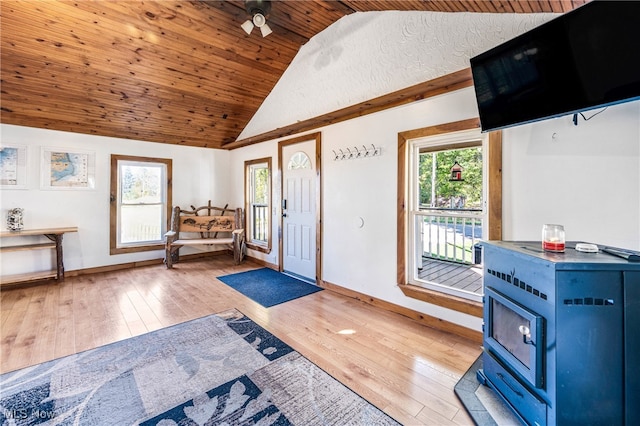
1, 1, 587, 149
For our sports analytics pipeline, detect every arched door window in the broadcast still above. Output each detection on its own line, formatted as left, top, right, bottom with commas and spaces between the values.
287, 151, 311, 170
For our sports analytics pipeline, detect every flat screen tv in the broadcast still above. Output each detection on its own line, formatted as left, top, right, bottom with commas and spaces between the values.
470, 1, 640, 132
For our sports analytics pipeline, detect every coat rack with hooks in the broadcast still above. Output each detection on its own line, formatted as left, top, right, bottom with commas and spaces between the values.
332, 145, 382, 161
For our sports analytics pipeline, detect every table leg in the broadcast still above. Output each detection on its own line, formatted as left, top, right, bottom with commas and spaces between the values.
45, 234, 64, 281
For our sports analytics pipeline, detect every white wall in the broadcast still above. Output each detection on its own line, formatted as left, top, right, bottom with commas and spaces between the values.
502, 102, 640, 249
230, 89, 640, 332
3, 92, 638, 333
241, 10, 555, 139
230, 88, 484, 330
227, 140, 280, 267
0, 124, 231, 275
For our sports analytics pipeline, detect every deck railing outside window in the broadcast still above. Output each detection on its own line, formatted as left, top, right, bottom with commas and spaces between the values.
252, 204, 269, 243
123, 223, 162, 243
416, 208, 483, 265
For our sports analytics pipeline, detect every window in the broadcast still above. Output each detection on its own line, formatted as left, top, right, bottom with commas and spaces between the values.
244, 158, 272, 253
408, 132, 486, 302
397, 118, 502, 317
110, 155, 172, 254
287, 151, 311, 170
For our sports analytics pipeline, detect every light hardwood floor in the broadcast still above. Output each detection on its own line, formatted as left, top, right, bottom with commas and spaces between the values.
0, 256, 482, 425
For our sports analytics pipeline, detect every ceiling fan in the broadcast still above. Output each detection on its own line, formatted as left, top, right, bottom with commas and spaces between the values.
241, 0, 273, 37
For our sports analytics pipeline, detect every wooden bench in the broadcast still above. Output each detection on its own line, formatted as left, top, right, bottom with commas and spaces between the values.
164, 202, 245, 268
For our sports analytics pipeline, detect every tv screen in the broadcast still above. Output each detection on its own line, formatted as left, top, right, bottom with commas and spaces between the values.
470, 1, 640, 132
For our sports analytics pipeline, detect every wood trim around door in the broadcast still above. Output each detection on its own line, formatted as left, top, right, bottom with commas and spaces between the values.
278, 132, 322, 284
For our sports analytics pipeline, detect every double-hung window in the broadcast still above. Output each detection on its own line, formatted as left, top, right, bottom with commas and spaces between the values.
244, 158, 271, 253
110, 155, 172, 254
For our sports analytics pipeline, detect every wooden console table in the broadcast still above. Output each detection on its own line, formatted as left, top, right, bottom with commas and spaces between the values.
0, 227, 78, 286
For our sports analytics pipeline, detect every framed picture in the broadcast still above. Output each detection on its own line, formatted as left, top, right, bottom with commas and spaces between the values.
41, 147, 96, 190
0, 144, 28, 189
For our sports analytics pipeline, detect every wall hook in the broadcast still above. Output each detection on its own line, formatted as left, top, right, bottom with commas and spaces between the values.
332, 144, 382, 161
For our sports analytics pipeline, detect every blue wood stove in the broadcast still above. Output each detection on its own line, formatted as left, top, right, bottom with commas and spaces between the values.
477, 241, 640, 425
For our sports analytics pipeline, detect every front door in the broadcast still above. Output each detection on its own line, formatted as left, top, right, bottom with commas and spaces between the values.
282, 139, 316, 282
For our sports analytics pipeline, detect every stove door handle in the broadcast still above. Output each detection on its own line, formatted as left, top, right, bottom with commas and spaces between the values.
497, 372, 524, 398
519, 324, 535, 346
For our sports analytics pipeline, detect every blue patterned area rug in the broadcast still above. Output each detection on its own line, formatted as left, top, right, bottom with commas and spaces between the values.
217, 268, 322, 308
0, 309, 398, 426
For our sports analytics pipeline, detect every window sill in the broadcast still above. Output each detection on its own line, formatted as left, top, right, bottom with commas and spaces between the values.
246, 242, 271, 254
398, 283, 483, 318
110, 243, 165, 255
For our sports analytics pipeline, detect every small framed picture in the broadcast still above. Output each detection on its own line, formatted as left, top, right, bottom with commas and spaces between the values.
41, 147, 96, 190
0, 144, 28, 189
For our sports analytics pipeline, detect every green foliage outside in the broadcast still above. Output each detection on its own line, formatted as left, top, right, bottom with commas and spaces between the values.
251, 165, 270, 243
418, 147, 483, 210
121, 165, 162, 203
252, 166, 269, 204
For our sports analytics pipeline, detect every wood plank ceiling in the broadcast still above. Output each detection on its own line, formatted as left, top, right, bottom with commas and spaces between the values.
1, 0, 588, 149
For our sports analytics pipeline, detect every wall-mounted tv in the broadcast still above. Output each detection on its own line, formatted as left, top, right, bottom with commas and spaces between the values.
470, 1, 640, 133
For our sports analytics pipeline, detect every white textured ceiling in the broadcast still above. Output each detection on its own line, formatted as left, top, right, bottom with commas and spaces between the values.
239, 11, 557, 140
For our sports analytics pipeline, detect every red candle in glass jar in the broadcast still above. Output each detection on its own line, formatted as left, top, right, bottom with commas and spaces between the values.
542, 224, 565, 253
543, 240, 565, 252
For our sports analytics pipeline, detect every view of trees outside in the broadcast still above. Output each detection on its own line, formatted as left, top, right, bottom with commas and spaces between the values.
120, 164, 164, 244
252, 166, 269, 205
417, 146, 483, 264
121, 165, 162, 203
250, 164, 269, 243
418, 147, 483, 210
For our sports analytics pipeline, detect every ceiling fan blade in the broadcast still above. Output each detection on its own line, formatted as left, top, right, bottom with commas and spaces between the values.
260, 23, 272, 37
241, 19, 254, 35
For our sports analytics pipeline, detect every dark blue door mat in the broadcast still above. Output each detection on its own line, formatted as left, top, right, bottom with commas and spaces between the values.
217, 267, 323, 308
